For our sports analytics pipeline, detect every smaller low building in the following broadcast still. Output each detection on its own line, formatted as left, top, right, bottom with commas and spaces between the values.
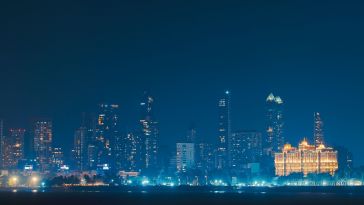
275, 139, 338, 176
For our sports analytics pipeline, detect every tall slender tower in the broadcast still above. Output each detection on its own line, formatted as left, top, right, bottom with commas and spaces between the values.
95, 104, 120, 171
314, 112, 324, 146
265, 93, 284, 156
33, 120, 53, 172
140, 91, 159, 171
73, 126, 87, 171
216, 90, 231, 170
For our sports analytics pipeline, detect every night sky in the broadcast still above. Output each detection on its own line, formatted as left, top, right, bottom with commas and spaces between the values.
1, 1, 364, 164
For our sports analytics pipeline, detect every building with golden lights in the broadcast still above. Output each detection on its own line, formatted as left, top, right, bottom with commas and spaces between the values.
275, 139, 338, 176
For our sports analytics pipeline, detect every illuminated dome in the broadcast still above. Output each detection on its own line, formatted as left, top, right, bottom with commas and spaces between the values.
300, 138, 309, 146
275, 96, 283, 104
266, 93, 275, 102
317, 144, 326, 149
283, 144, 292, 151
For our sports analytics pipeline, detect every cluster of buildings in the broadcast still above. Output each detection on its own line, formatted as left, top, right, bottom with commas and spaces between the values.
0, 92, 356, 187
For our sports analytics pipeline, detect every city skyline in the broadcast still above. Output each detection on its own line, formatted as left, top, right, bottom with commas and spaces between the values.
0, 91, 352, 170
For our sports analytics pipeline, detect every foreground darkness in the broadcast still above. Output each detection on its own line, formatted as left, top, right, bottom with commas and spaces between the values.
2, 187, 364, 205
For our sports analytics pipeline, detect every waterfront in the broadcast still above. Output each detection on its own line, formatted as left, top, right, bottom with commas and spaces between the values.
1, 187, 364, 205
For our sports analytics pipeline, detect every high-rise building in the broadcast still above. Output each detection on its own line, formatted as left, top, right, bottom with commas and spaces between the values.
122, 132, 142, 172
231, 131, 262, 170
2, 129, 26, 169
73, 126, 87, 171
51, 147, 64, 171
95, 104, 120, 171
216, 91, 231, 170
314, 112, 324, 146
335, 146, 354, 177
196, 143, 214, 172
176, 143, 195, 172
265, 93, 284, 156
33, 120, 53, 172
140, 92, 159, 171
275, 139, 338, 176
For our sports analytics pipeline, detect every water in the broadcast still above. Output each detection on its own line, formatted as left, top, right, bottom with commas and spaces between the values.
1, 187, 364, 205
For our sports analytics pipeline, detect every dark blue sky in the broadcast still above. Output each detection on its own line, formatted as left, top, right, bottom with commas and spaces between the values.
1, 1, 364, 164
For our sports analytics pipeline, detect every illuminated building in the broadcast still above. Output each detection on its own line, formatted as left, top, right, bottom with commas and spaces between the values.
196, 143, 214, 172
265, 93, 284, 156
51, 147, 64, 171
335, 146, 354, 177
231, 131, 262, 170
33, 120, 53, 172
122, 132, 142, 172
87, 144, 98, 170
176, 143, 195, 172
73, 126, 87, 171
95, 104, 120, 171
275, 139, 338, 176
2, 129, 25, 169
216, 90, 231, 170
314, 112, 324, 146
140, 92, 159, 170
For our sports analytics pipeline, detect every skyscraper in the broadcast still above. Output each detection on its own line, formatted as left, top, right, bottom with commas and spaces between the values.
2, 129, 25, 169
314, 112, 324, 146
176, 143, 195, 172
51, 147, 64, 171
231, 131, 262, 170
196, 143, 214, 172
216, 90, 231, 170
265, 93, 284, 156
122, 132, 142, 172
95, 104, 120, 171
33, 120, 53, 172
73, 126, 87, 171
140, 92, 159, 171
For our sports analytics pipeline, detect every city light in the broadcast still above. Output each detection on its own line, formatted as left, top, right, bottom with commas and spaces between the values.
9, 176, 19, 187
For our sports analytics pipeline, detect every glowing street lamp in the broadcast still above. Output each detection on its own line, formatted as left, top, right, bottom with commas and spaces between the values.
9, 176, 19, 187
32, 176, 38, 183
28, 176, 40, 187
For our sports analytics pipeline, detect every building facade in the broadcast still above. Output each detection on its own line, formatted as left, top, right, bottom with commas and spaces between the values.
122, 132, 142, 172
231, 131, 262, 170
2, 129, 25, 169
275, 139, 338, 176
73, 126, 87, 171
33, 120, 53, 172
95, 104, 120, 171
216, 91, 231, 170
176, 143, 195, 172
265, 93, 284, 156
140, 92, 159, 171
314, 112, 324, 146
196, 143, 214, 172
51, 147, 64, 171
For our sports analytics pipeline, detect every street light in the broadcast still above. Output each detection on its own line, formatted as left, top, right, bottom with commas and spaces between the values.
30, 176, 40, 187
9, 176, 19, 187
